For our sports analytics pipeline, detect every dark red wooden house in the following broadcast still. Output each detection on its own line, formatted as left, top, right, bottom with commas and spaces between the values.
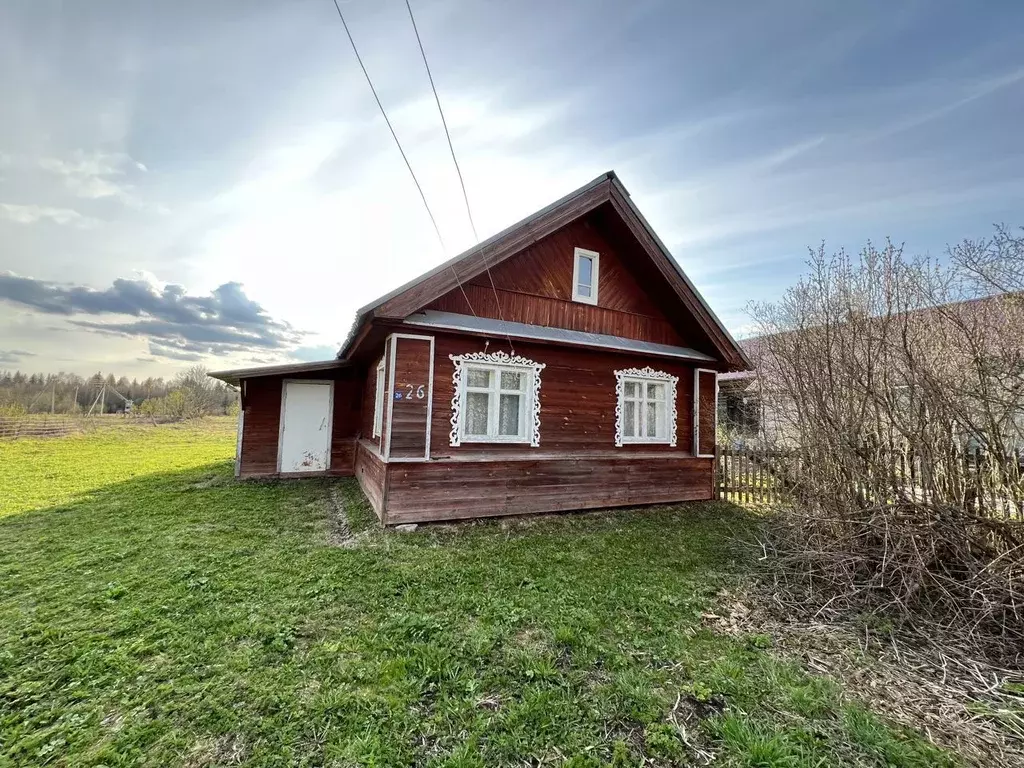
211, 172, 750, 524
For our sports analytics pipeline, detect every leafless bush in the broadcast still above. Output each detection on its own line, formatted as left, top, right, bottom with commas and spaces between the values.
749, 227, 1024, 660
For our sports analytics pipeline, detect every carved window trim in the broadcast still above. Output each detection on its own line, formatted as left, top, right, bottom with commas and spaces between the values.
614, 366, 678, 447
449, 351, 545, 447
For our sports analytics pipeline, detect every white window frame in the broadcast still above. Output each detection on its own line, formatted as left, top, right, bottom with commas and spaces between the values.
449, 351, 545, 447
572, 247, 600, 305
372, 357, 385, 438
614, 367, 679, 447
693, 368, 718, 458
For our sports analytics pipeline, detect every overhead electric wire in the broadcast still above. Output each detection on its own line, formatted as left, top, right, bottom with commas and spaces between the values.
403, 0, 477, 243
403, 0, 515, 352
328, 0, 478, 316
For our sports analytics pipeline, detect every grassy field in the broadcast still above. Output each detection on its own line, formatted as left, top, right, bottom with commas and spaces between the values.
0, 422, 957, 766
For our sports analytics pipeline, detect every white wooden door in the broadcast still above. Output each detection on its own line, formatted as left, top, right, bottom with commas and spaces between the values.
279, 381, 333, 473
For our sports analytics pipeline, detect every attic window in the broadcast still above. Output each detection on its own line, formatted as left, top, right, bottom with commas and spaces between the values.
572, 247, 599, 305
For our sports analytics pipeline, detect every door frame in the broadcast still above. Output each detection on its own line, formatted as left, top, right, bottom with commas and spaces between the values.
383, 333, 436, 463
693, 368, 718, 459
276, 378, 335, 474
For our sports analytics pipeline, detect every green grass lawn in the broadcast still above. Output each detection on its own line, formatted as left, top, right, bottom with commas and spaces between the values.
0, 422, 957, 767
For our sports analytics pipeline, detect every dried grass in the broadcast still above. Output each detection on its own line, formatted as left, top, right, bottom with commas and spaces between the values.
709, 584, 1024, 767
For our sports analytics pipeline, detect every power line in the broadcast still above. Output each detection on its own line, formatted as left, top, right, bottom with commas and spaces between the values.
404, 0, 477, 244
328, 0, 478, 316
403, 0, 514, 352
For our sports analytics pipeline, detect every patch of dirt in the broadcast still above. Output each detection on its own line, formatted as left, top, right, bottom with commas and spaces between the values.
475, 693, 502, 711
323, 486, 370, 548
664, 693, 722, 766
706, 587, 1024, 767
184, 734, 247, 767
510, 626, 549, 653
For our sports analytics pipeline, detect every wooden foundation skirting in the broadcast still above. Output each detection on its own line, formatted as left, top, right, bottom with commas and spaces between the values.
243, 438, 712, 525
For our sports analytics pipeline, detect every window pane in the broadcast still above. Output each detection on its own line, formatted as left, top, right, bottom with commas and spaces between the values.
646, 401, 659, 437
577, 255, 593, 285
624, 381, 637, 398
466, 392, 490, 435
624, 400, 636, 437
576, 283, 591, 298
500, 371, 522, 391
498, 394, 521, 436
647, 382, 664, 400
467, 368, 491, 388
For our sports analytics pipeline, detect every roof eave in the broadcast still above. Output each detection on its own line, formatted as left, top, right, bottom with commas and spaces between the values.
401, 311, 718, 364
208, 359, 349, 387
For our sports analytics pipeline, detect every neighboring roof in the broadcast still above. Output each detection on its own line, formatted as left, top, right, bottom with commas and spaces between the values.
718, 370, 755, 382
716, 292, 1021, 386
403, 310, 717, 363
339, 170, 751, 371
719, 338, 762, 382
209, 359, 349, 387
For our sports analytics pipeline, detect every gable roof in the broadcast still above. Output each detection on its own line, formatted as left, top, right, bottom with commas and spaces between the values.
340, 170, 751, 370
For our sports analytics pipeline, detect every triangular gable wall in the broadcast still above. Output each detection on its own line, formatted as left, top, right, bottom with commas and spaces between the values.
346, 172, 749, 370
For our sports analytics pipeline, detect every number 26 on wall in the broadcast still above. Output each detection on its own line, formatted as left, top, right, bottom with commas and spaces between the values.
397, 383, 426, 400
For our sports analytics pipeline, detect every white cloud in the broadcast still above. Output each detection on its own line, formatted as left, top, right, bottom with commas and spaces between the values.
0, 203, 97, 227
37, 150, 147, 206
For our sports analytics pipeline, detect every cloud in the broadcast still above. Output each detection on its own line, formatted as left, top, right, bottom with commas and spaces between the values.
146, 340, 205, 362
0, 204, 97, 227
38, 150, 146, 204
0, 273, 303, 361
0, 349, 36, 365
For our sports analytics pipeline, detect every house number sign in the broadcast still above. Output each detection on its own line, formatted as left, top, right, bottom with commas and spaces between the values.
394, 383, 426, 401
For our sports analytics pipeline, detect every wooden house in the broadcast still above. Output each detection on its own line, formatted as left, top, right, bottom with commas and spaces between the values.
211, 172, 750, 524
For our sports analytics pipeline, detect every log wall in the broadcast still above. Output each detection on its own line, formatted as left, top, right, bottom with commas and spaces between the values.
421, 331, 699, 457
383, 454, 713, 524
355, 439, 387, 519
238, 370, 362, 478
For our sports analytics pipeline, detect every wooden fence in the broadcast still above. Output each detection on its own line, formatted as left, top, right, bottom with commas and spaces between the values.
716, 446, 1024, 520
0, 416, 84, 440
717, 448, 797, 506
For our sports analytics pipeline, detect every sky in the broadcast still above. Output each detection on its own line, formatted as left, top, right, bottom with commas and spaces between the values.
1, 0, 1022, 377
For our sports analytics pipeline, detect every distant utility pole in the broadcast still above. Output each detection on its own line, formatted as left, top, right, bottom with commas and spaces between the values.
51, 381, 56, 414
87, 383, 106, 416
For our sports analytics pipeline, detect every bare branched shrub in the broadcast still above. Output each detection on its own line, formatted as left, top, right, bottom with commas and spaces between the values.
749, 228, 1024, 658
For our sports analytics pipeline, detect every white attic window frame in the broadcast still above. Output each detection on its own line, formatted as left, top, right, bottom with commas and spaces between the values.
572, 247, 600, 305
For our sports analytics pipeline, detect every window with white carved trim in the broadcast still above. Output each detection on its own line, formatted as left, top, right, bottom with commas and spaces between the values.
614, 367, 679, 447
372, 357, 385, 438
572, 247, 599, 305
449, 352, 546, 447
463, 365, 529, 441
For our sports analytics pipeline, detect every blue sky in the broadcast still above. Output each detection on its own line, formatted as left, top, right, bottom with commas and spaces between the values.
1, 0, 1022, 375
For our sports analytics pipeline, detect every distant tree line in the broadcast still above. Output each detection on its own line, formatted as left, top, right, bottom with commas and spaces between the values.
0, 365, 237, 420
